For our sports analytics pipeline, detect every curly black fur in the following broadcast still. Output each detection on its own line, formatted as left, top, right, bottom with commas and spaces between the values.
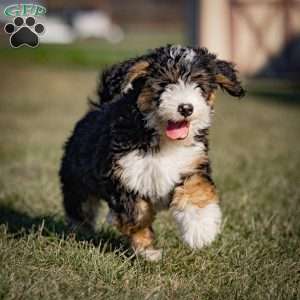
60, 87, 157, 225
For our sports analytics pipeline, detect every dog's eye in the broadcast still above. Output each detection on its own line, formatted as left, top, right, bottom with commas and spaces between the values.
195, 83, 203, 90
158, 82, 168, 89
195, 85, 212, 99
155, 96, 162, 105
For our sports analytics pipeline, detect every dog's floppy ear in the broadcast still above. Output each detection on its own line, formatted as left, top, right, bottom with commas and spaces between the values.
121, 61, 150, 94
215, 60, 245, 98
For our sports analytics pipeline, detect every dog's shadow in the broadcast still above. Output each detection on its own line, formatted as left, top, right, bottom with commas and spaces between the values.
0, 204, 130, 256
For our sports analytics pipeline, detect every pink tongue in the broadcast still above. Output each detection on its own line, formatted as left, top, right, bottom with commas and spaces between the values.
165, 121, 189, 140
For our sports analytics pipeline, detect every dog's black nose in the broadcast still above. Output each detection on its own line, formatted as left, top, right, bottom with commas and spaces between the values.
178, 103, 194, 117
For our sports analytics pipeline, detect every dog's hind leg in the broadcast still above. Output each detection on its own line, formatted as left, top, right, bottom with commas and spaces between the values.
63, 186, 100, 232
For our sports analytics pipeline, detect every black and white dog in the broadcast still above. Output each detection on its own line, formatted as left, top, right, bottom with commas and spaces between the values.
59, 45, 245, 261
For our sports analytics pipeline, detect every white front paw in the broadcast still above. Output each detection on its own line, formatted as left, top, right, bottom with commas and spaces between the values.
172, 203, 221, 249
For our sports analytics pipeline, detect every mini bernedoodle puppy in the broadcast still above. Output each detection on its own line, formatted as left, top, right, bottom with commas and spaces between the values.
59, 45, 245, 261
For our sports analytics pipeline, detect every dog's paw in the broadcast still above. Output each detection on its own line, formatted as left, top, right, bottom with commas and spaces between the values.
172, 203, 221, 249
136, 248, 163, 262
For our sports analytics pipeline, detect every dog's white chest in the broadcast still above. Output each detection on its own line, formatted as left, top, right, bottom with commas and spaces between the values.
117, 144, 204, 206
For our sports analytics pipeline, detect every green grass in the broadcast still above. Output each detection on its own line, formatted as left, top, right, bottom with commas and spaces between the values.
0, 64, 300, 299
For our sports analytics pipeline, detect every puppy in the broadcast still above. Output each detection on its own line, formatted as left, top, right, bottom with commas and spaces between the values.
59, 45, 245, 261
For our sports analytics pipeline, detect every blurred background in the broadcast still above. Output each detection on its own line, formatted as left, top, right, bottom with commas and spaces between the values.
0, 1, 300, 298
0, 0, 300, 76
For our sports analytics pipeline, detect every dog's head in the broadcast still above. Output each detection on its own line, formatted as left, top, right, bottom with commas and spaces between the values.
122, 45, 245, 143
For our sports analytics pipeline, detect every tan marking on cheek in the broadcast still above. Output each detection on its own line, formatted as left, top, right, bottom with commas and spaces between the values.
207, 92, 215, 107
172, 174, 218, 210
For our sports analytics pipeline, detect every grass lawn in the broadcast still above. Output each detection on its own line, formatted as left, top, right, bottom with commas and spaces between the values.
0, 62, 300, 299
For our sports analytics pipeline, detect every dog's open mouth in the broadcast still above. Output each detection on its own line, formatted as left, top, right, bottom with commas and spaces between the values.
165, 120, 189, 140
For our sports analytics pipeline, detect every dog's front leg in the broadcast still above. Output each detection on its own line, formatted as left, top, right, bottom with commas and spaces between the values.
170, 174, 222, 249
